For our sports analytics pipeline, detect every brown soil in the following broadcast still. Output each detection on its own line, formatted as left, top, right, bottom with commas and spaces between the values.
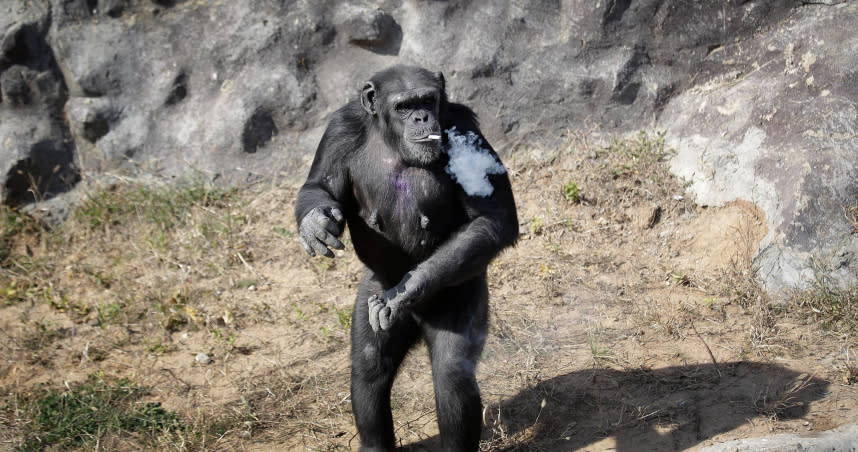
0, 133, 855, 451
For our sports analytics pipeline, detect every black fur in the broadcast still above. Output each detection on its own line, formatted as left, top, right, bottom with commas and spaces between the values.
295, 65, 518, 452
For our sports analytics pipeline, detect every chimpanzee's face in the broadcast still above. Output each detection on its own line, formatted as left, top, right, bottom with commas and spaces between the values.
360, 67, 446, 167
386, 86, 442, 166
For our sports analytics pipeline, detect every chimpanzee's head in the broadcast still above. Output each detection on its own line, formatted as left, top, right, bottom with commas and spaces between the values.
360, 65, 448, 166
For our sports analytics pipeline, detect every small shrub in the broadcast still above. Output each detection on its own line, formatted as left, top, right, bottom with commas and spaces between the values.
335, 306, 352, 329
562, 180, 582, 204
528, 217, 543, 236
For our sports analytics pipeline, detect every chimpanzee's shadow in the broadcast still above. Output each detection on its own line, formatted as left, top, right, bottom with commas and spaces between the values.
402, 361, 828, 451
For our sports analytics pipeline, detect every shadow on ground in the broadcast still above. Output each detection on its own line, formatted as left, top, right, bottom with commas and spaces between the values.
403, 362, 829, 451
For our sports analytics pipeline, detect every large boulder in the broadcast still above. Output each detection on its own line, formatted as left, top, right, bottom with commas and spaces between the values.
661, 2, 858, 294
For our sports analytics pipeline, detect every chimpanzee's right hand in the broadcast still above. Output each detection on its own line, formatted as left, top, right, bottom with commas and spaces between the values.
298, 206, 345, 258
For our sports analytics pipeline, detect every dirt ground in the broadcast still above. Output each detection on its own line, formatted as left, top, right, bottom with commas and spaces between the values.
0, 132, 856, 451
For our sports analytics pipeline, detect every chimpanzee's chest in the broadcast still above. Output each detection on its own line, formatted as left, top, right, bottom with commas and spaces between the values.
350, 163, 464, 256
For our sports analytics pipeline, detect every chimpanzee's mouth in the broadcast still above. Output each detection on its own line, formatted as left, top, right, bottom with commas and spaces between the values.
412, 134, 442, 143
407, 126, 442, 143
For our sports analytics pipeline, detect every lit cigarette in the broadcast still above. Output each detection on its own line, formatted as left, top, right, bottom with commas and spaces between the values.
427, 134, 441, 140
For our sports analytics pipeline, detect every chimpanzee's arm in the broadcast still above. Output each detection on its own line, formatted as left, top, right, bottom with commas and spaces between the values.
295, 106, 362, 258
392, 168, 517, 296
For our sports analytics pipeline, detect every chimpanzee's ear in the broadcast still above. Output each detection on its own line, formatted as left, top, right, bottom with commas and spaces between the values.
360, 81, 377, 115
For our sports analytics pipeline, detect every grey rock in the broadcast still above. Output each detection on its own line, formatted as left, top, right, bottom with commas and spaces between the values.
334, 6, 401, 55
661, 2, 858, 294
1, 1, 79, 206
1, 65, 34, 105
21, 180, 84, 227
53, 0, 96, 24
696, 423, 858, 452
47, 0, 331, 182
65, 96, 115, 143
194, 352, 210, 365
98, 0, 127, 17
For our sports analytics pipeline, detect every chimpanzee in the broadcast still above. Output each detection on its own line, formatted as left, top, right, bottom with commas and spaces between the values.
295, 65, 518, 452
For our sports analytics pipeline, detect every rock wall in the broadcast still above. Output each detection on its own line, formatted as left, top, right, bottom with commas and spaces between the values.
661, 2, 858, 293
1, 0, 855, 294
1, 1, 79, 206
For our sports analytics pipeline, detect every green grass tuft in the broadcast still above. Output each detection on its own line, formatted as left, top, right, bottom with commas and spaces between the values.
74, 183, 236, 231
562, 180, 581, 204
17, 375, 183, 451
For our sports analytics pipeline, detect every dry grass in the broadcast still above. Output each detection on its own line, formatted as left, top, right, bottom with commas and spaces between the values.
844, 201, 858, 233
0, 132, 855, 451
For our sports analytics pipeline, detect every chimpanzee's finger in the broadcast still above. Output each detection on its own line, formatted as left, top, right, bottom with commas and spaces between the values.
299, 237, 315, 256
378, 306, 392, 330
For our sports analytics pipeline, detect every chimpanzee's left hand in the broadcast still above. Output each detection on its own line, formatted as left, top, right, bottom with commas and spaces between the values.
367, 272, 425, 332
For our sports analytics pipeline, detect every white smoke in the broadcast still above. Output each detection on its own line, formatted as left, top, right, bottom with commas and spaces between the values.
444, 127, 506, 197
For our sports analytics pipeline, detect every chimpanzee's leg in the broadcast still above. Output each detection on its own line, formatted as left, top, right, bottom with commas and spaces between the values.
420, 277, 489, 452
351, 271, 421, 451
